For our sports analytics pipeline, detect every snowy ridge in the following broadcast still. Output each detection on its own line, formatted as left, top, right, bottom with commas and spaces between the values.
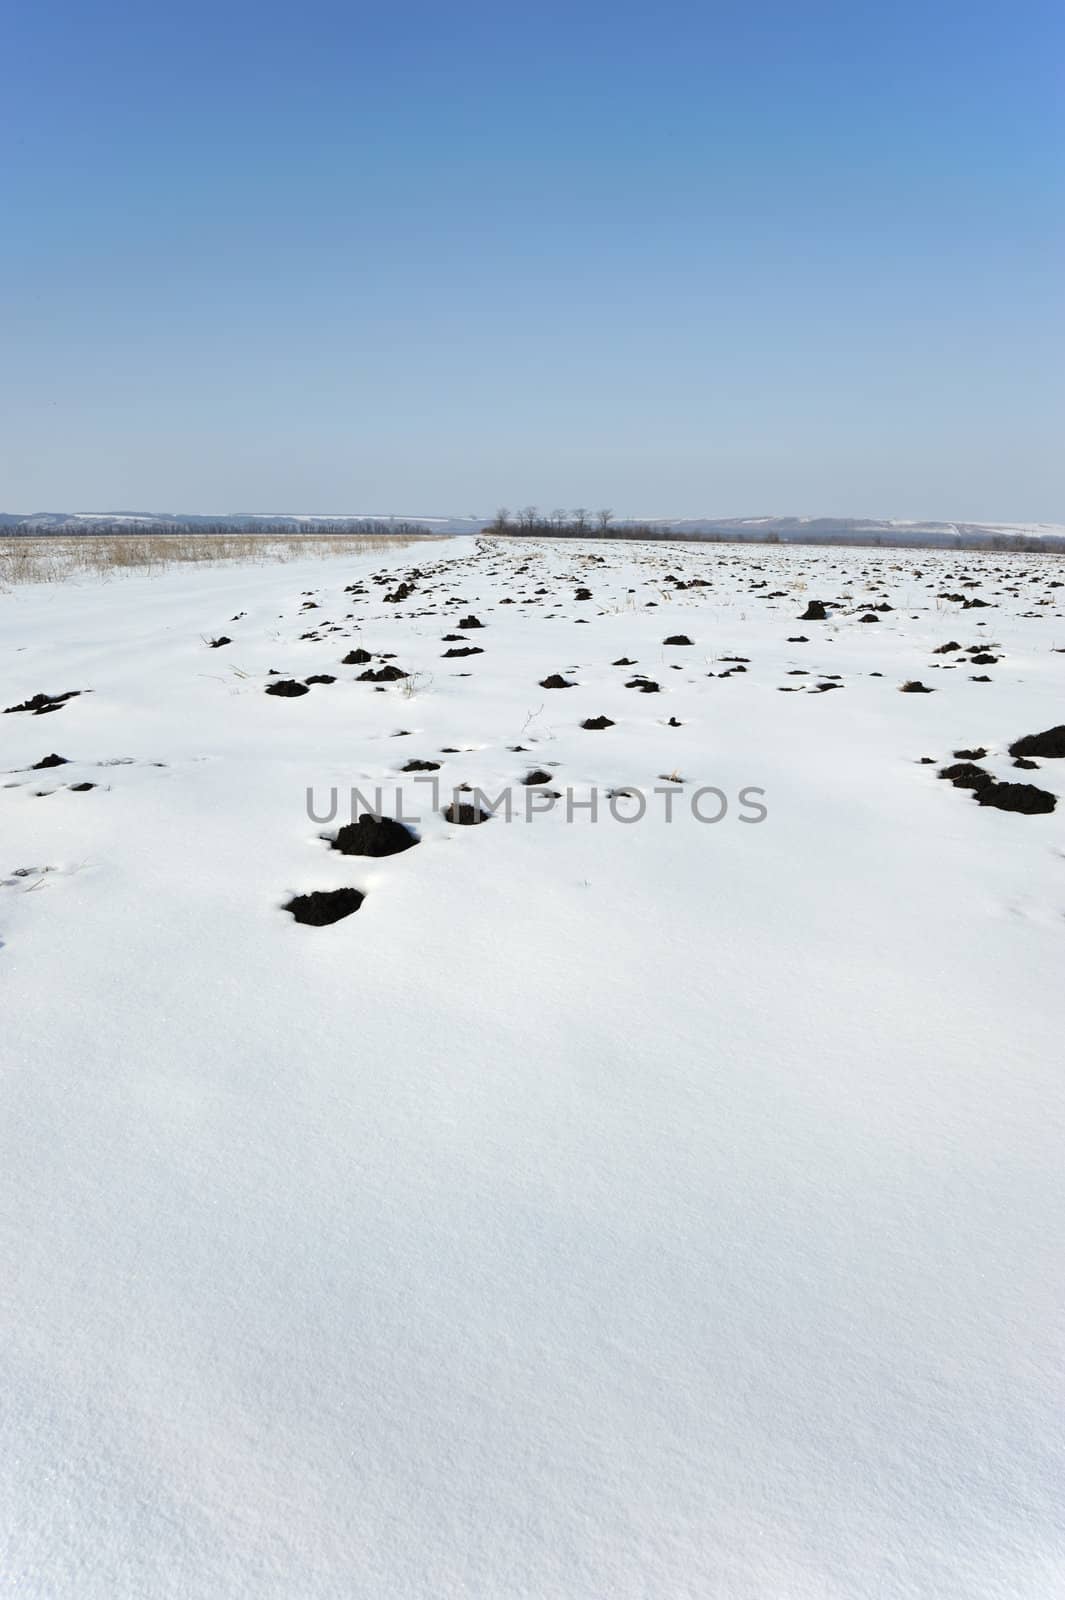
3, 510, 1063, 547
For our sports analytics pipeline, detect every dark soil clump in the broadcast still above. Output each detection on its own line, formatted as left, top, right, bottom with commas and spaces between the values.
5, 690, 83, 716
331, 814, 418, 857
443, 802, 491, 825
938, 762, 993, 791
581, 715, 615, 730
285, 887, 364, 925
357, 665, 409, 682
1008, 725, 1065, 760
265, 679, 309, 697
976, 782, 1056, 815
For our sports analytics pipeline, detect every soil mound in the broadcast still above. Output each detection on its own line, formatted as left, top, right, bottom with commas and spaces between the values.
332, 815, 418, 857
976, 783, 1056, 815
265, 679, 309, 697
1008, 726, 1065, 759
285, 888, 364, 925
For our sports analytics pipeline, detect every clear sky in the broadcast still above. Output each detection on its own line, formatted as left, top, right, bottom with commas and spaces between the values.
2, 0, 1062, 520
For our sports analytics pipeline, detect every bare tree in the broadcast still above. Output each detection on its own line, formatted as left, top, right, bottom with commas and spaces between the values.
595, 508, 614, 532
571, 507, 589, 534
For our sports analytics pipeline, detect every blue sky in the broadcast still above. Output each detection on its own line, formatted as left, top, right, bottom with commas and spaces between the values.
2, 0, 1062, 519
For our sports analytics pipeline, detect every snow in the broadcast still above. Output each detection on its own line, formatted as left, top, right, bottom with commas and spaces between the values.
69, 513, 159, 524
2, 536, 1063, 1598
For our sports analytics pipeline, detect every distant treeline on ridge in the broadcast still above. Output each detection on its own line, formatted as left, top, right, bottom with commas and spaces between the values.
3, 511, 1062, 553
485, 508, 1065, 553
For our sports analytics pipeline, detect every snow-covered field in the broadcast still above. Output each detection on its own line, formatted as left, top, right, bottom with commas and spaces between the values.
2, 535, 1063, 1599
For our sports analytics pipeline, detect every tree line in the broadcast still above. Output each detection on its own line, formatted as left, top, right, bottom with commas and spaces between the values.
487, 507, 668, 539
485, 510, 1065, 554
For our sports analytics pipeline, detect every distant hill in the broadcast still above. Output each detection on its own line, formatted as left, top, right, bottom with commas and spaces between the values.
0, 511, 481, 534
2, 511, 1062, 551
647, 516, 1065, 550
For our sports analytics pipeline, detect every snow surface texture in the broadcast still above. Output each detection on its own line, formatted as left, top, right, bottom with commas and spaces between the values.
1, 537, 1063, 1599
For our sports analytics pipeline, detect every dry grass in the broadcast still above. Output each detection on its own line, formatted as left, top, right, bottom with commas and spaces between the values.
0, 531, 442, 588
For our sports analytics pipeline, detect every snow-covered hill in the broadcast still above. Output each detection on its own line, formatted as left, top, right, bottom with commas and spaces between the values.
3, 511, 1064, 548
0, 510, 485, 534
